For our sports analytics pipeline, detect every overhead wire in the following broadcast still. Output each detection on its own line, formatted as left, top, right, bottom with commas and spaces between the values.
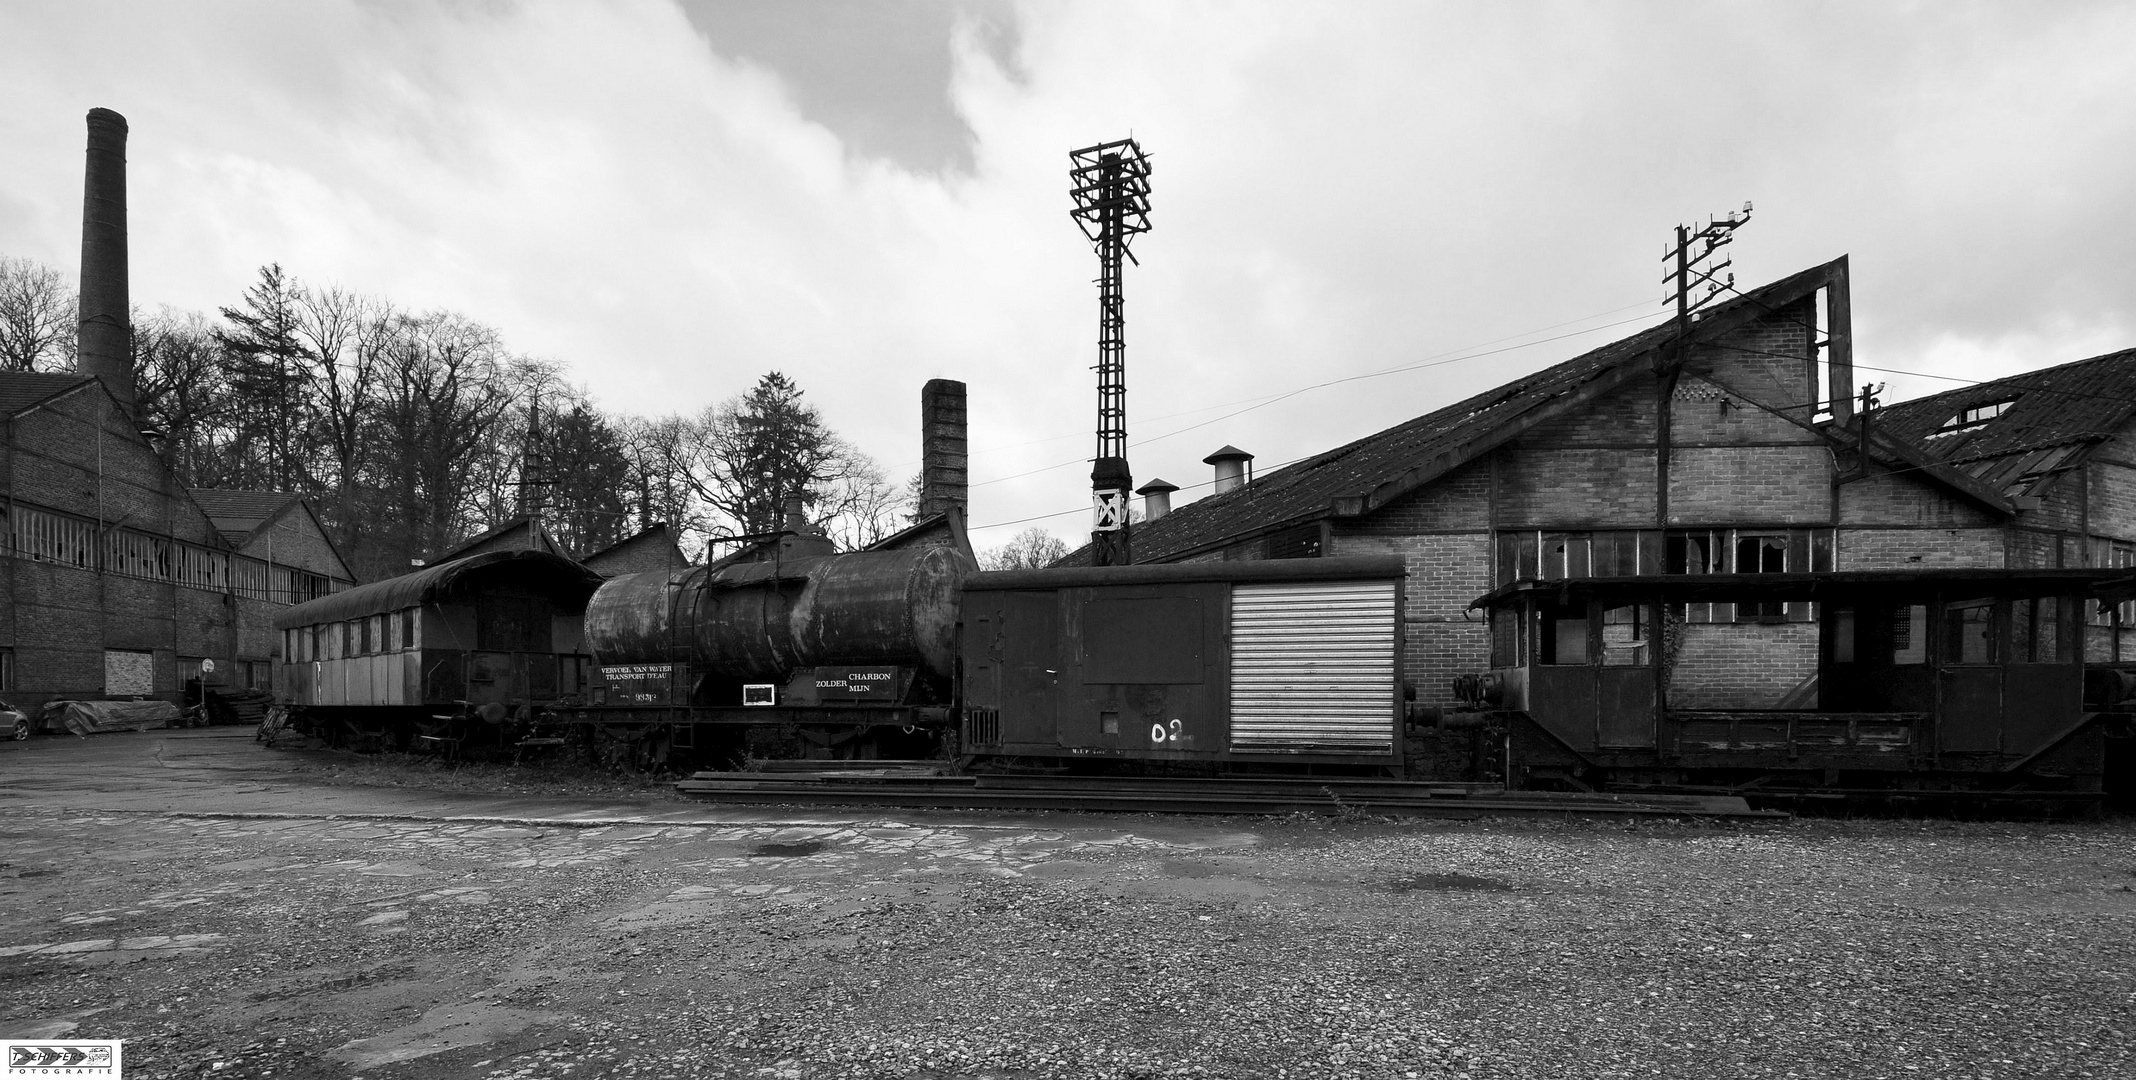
889, 298, 1663, 474
966, 306, 1667, 493
975, 278, 2125, 533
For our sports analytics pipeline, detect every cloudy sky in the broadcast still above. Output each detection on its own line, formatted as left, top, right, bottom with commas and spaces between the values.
4, 1, 2133, 550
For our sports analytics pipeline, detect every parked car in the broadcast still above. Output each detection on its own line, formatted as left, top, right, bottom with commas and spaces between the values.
4, 700, 30, 741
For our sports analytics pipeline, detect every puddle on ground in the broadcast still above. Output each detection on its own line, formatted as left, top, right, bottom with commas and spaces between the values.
749, 840, 827, 858
1386, 873, 1513, 893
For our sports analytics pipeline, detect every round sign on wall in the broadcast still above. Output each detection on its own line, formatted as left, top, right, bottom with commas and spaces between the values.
200, 659, 215, 674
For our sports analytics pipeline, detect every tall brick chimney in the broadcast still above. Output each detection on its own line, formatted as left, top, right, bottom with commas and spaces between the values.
919, 379, 967, 520
78, 107, 137, 417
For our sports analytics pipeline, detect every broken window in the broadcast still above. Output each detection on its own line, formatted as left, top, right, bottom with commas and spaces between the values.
1543, 534, 1591, 579
1935, 398, 2016, 434
1496, 530, 1652, 584
1600, 604, 1648, 666
1892, 605, 1928, 665
1944, 600, 1995, 665
1735, 534, 1787, 619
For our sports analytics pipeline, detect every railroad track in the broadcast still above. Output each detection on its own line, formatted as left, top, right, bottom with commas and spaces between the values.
674, 766, 1781, 818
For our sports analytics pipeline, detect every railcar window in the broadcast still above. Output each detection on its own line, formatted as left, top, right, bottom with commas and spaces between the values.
401, 609, 417, 650
1600, 605, 1648, 666
1538, 601, 1589, 665
1830, 607, 1856, 663
1490, 608, 1520, 667
370, 614, 387, 654
1944, 600, 1995, 665
1892, 605, 1927, 665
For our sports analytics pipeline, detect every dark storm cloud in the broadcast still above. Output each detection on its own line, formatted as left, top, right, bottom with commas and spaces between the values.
674, 0, 1022, 174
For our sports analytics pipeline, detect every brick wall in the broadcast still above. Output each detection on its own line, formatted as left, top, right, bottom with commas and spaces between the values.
2005, 528, 2064, 569
1494, 446, 1658, 526
1347, 459, 1489, 533
1694, 299, 1816, 411
1668, 377, 1822, 445
1668, 445, 1833, 526
11, 389, 214, 543
2088, 461, 2136, 541
1667, 622, 1818, 709
1517, 374, 1658, 443
2017, 468, 2084, 533
1837, 527, 2006, 569
1328, 532, 1493, 708
586, 533, 690, 578
1, 380, 316, 708
1837, 470, 2000, 528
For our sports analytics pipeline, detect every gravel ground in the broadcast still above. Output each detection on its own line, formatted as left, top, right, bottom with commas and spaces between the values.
1, 753, 2131, 1079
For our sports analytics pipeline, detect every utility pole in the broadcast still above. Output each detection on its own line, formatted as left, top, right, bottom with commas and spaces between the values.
518, 393, 551, 552
1664, 202, 1753, 332
1069, 138, 1153, 567
1653, 202, 1752, 550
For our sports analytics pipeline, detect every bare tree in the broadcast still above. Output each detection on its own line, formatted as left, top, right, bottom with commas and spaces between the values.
814, 452, 912, 550
294, 285, 383, 548
365, 309, 517, 573
0, 256, 76, 372
980, 527, 1070, 570
132, 305, 230, 484
615, 413, 704, 545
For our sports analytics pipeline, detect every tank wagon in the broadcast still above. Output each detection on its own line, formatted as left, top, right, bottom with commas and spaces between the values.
273, 549, 602, 750
572, 516, 976, 766
1456, 567, 2135, 806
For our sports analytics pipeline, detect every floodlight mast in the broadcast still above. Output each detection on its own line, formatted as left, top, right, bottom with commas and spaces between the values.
1069, 137, 1153, 566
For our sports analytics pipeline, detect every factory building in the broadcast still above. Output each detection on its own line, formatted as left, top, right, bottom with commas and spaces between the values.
0, 108, 352, 713
1074, 256, 2136, 710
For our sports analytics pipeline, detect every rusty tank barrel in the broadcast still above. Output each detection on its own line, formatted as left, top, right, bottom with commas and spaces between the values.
583, 567, 704, 664
584, 545, 976, 680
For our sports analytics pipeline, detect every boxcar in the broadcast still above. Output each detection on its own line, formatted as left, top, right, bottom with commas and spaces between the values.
959, 556, 1409, 773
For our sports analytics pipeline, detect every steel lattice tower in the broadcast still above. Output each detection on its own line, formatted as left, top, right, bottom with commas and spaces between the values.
1069, 138, 1152, 566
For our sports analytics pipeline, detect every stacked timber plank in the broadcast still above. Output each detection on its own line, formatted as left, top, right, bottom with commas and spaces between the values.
205, 689, 275, 727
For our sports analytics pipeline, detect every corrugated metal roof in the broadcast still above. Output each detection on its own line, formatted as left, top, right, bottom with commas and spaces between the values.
273, 549, 602, 629
1875, 346, 2136, 496
1065, 261, 1850, 566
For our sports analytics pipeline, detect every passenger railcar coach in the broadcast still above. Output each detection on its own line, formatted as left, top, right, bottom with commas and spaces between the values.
274, 549, 602, 747
1459, 567, 2134, 804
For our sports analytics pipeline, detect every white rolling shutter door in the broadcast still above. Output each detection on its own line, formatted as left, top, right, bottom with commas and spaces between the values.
1228, 579, 1397, 752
